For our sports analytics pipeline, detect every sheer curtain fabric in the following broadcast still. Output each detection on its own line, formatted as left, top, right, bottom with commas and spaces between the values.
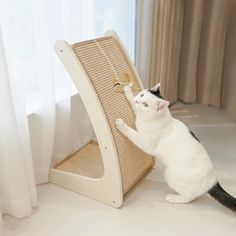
0, 27, 37, 219
0, 0, 135, 219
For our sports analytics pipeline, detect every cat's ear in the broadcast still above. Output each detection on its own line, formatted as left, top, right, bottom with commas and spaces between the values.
157, 100, 169, 112
151, 82, 160, 92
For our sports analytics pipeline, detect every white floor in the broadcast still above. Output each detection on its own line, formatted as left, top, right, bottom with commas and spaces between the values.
2, 103, 236, 236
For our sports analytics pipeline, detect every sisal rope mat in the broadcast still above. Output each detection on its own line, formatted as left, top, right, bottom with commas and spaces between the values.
72, 37, 154, 193
56, 142, 104, 178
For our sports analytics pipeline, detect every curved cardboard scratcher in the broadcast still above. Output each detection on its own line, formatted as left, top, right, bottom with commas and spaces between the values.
49, 32, 154, 207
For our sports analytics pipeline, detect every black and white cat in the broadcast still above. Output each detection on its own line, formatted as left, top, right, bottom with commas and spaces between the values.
115, 83, 236, 211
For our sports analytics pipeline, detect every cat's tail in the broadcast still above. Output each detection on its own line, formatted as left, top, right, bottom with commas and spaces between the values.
208, 182, 236, 211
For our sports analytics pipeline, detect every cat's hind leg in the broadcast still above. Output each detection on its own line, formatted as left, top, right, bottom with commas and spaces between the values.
164, 168, 202, 204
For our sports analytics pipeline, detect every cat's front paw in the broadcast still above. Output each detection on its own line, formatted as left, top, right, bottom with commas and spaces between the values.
115, 118, 128, 134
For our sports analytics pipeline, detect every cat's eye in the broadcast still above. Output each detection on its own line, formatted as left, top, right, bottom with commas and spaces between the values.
140, 93, 144, 97
143, 102, 148, 107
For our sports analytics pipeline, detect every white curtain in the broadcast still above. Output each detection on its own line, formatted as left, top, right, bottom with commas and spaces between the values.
0, 26, 37, 219
0, 0, 135, 219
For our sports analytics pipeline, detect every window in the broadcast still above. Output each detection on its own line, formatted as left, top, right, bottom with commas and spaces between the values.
0, 0, 136, 113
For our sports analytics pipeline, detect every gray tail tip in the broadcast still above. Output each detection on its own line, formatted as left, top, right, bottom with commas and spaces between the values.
208, 182, 236, 212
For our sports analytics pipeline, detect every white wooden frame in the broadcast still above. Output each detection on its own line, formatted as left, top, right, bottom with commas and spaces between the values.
49, 31, 144, 208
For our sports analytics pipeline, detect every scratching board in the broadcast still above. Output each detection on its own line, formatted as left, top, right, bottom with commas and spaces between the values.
50, 32, 154, 207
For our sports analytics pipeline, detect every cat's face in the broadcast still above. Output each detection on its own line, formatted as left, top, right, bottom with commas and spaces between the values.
133, 83, 169, 118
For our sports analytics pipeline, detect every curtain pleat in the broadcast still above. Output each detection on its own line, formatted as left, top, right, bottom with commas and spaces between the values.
30, 0, 57, 183
222, 0, 236, 119
150, 0, 184, 104
0, 26, 37, 219
135, 0, 155, 88
196, 0, 230, 107
178, 0, 204, 103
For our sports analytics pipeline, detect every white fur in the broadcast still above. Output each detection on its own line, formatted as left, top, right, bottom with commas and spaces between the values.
115, 84, 217, 204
